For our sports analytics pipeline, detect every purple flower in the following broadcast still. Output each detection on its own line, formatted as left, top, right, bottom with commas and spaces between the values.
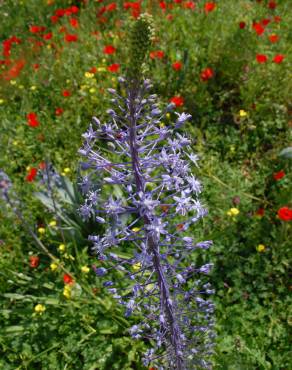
79, 77, 214, 369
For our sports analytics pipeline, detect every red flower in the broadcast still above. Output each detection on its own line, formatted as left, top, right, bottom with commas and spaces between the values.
103, 45, 116, 55
183, 1, 196, 9
70, 18, 79, 28
43, 32, 53, 40
29, 25, 46, 33
38, 161, 46, 170
273, 170, 285, 180
269, 34, 279, 43
273, 54, 284, 64
261, 18, 271, 26
159, 1, 167, 10
55, 107, 64, 116
89, 66, 97, 74
204, 2, 216, 13
27, 112, 40, 127
69, 5, 79, 14
170, 96, 184, 107
172, 61, 182, 71
268, 1, 277, 9
29, 256, 40, 268
107, 63, 120, 72
274, 15, 281, 23
252, 22, 265, 36
55, 9, 66, 17
65, 34, 78, 42
63, 273, 74, 284
277, 207, 292, 222
4, 59, 25, 80
200, 67, 214, 81
33, 63, 40, 70
26, 168, 38, 182
51, 15, 59, 24
256, 54, 268, 63
106, 3, 117, 11
150, 50, 164, 59
239, 22, 246, 29
62, 90, 71, 97
255, 208, 265, 217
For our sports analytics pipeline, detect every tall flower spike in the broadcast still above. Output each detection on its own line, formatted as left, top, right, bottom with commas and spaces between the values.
79, 18, 214, 370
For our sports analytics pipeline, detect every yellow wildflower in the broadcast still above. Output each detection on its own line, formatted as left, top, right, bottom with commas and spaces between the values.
227, 208, 240, 217
131, 227, 141, 232
50, 262, 58, 271
132, 262, 142, 271
63, 285, 72, 299
0, 99, 4, 104
84, 72, 94, 79
89, 87, 96, 94
58, 244, 66, 252
63, 167, 70, 174
166, 113, 171, 119
30, 85, 37, 91
256, 244, 266, 252
81, 266, 90, 273
97, 67, 106, 72
239, 109, 248, 117
49, 220, 57, 227
34, 304, 46, 314
10, 80, 16, 85
38, 227, 45, 234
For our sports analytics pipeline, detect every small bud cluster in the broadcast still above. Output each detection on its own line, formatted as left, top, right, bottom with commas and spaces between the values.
79, 76, 215, 369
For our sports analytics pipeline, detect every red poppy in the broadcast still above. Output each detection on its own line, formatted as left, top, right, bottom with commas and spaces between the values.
200, 67, 214, 81
89, 66, 97, 74
62, 90, 71, 97
273, 170, 285, 180
63, 273, 74, 284
107, 63, 120, 72
29, 256, 40, 268
183, 1, 195, 9
269, 34, 279, 43
255, 208, 265, 217
252, 22, 265, 36
55, 107, 64, 116
172, 61, 182, 71
256, 54, 268, 63
26, 168, 38, 182
55, 8, 66, 17
159, 1, 167, 10
51, 15, 59, 24
4, 59, 25, 80
268, 1, 276, 9
239, 22, 246, 29
65, 34, 78, 42
261, 18, 271, 26
43, 32, 53, 40
103, 45, 116, 55
38, 161, 46, 170
70, 18, 79, 28
273, 54, 284, 64
29, 25, 46, 33
170, 96, 184, 107
204, 2, 216, 13
27, 112, 40, 127
69, 5, 79, 14
106, 3, 117, 11
33, 63, 40, 70
277, 207, 292, 222
274, 15, 281, 23
150, 50, 164, 59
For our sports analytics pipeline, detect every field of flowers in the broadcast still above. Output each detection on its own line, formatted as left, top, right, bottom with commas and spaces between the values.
0, 0, 291, 369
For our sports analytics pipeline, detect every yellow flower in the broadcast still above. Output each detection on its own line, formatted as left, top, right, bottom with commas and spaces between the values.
50, 262, 58, 271
84, 72, 94, 79
10, 80, 16, 85
132, 262, 142, 271
166, 113, 171, 119
38, 227, 46, 234
0, 99, 4, 104
49, 220, 57, 227
63, 285, 72, 299
63, 168, 70, 174
227, 208, 240, 217
257, 244, 266, 252
97, 67, 106, 72
64, 253, 75, 260
131, 227, 141, 232
13, 140, 18, 146
34, 304, 46, 314
19, 85, 24, 89
159, 122, 165, 128
30, 85, 37, 91
239, 109, 248, 117
89, 87, 96, 94
81, 265, 90, 273
58, 244, 66, 252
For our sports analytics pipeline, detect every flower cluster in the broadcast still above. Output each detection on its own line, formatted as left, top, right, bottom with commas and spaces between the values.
79, 77, 214, 369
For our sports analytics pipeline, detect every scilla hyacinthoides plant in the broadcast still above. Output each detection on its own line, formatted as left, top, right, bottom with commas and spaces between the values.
79, 15, 215, 370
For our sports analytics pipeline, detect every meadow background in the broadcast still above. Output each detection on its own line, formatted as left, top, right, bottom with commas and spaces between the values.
0, 0, 291, 369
